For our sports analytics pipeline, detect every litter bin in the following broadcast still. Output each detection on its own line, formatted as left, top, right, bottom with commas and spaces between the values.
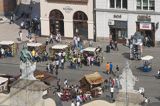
106, 45, 110, 53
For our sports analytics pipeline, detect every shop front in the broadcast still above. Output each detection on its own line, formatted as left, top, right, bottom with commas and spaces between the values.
109, 20, 128, 44
136, 15, 155, 46
40, 0, 94, 40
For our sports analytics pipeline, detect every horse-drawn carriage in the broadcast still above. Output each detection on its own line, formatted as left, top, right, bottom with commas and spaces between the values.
0, 41, 17, 57
27, 42, 46, 53
82, 47, 103, 66
49, 44, 70, 60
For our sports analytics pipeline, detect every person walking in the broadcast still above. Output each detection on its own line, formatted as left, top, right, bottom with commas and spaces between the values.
61, 57, 64, 70
106, 62, 110, 74
71, 100, 75, 106
114, 41, 118, 51
57, 79, 61, 92
110, 62, 113, 74
110, 86, 114, 100
18, 30, 23, 41
55, 59, 59, 76
49, 33, 54, 44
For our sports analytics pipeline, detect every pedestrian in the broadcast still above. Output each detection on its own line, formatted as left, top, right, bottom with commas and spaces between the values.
106, 62, 110, 74
57, 79, 61, 92
77, 55, 81, 68
27, 28, 32, 39
64, 78, 68, 88
0, 48, 5, 58
114, 41, 118, 51
76, 100, 80, 106
157, 69, 160, 75
18, 30, 23, 41
110, 62, 113, 74
71, 100, 75, 106
116, 65, 119, 72
55, 59, 59, 76
110, 39, 114, 50
110, 86, 114, 99
49, 33, 54, 44
45, 37, 49, 45
10, 14, 14, 24
77, 35, 80, 47
61, 57, 64, 70
90, 56, 94, 66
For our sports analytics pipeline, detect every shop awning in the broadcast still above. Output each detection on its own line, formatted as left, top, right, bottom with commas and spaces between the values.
83, 72, 104, 85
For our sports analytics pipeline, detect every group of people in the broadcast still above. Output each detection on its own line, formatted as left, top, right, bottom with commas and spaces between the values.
0, 47, 13, 58
109, 40, 118, 51
31, 48, 48, 62
47, 50, 66, 76
106, 62, 119, 75
55, 78, 92, 106
46, 32, 62, 45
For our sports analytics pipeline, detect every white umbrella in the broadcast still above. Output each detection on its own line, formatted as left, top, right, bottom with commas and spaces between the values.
141, 55, 154, 61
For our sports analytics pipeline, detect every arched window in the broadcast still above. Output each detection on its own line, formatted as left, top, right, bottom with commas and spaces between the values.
73, 11, 88, 21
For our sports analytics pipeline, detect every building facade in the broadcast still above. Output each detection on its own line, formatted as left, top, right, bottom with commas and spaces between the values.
0, 0, 17, 15
95, 0, 160, 46
40, 0, 94, 40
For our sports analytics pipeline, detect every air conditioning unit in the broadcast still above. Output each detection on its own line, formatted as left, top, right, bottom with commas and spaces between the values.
108, 20, 114, 25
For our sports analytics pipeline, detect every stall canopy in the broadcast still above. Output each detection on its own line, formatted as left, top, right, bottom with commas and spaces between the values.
83, 72, 104, 85
83, 47, 96, 52
0, 41, 14, 45
51, 44, 68, 49
27, 43, 42, 47
141, 55, 154, 61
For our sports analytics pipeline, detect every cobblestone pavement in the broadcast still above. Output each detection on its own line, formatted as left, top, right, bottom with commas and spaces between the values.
0, 22, 160, 106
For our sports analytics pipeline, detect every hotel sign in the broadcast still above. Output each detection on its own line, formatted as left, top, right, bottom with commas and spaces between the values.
140, 23, 152, 30
47, 0, 88, 4
63, 6, 73, 13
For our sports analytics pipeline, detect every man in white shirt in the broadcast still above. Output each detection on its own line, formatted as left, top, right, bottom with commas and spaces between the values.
1, 48, 5, 58
110, 86, 114, 99
71, 100, 75, 106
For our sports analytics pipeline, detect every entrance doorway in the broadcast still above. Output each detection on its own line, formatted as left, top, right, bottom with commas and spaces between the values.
49, 9, 64, 36
73, 11, 88, 40
109, 21, 127, 43
136, 22, 155, 46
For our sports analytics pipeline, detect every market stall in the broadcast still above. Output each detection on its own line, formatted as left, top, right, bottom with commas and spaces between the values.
49, 44, 69, 60
79, 72, 104, 97
27, 42, 46, 53
141, 55, 153, 72
0, 41, 17, 57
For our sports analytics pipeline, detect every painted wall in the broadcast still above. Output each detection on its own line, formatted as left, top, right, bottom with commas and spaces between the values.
95, 0, 160, 42
40, 0, 94, 39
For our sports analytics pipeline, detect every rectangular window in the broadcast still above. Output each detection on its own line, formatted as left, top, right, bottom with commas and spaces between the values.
143, 0, 148, 10
122, 0, 127, 9
116, 0, 121, 8
149, 0, 155, 10
137, 0, 142, 10
110, 0, 127, 9
136, 0, 155, 10
110, 0, 115, 8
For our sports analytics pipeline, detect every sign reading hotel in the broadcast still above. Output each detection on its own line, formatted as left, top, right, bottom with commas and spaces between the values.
140, 23, 152, 30
47, 0, 88, 4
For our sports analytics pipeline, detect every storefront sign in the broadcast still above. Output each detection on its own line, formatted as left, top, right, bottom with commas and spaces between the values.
137, 15, 151, 22
140, 23, 152, 30
63, 6, 73, 13
113, 15, 122, 19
